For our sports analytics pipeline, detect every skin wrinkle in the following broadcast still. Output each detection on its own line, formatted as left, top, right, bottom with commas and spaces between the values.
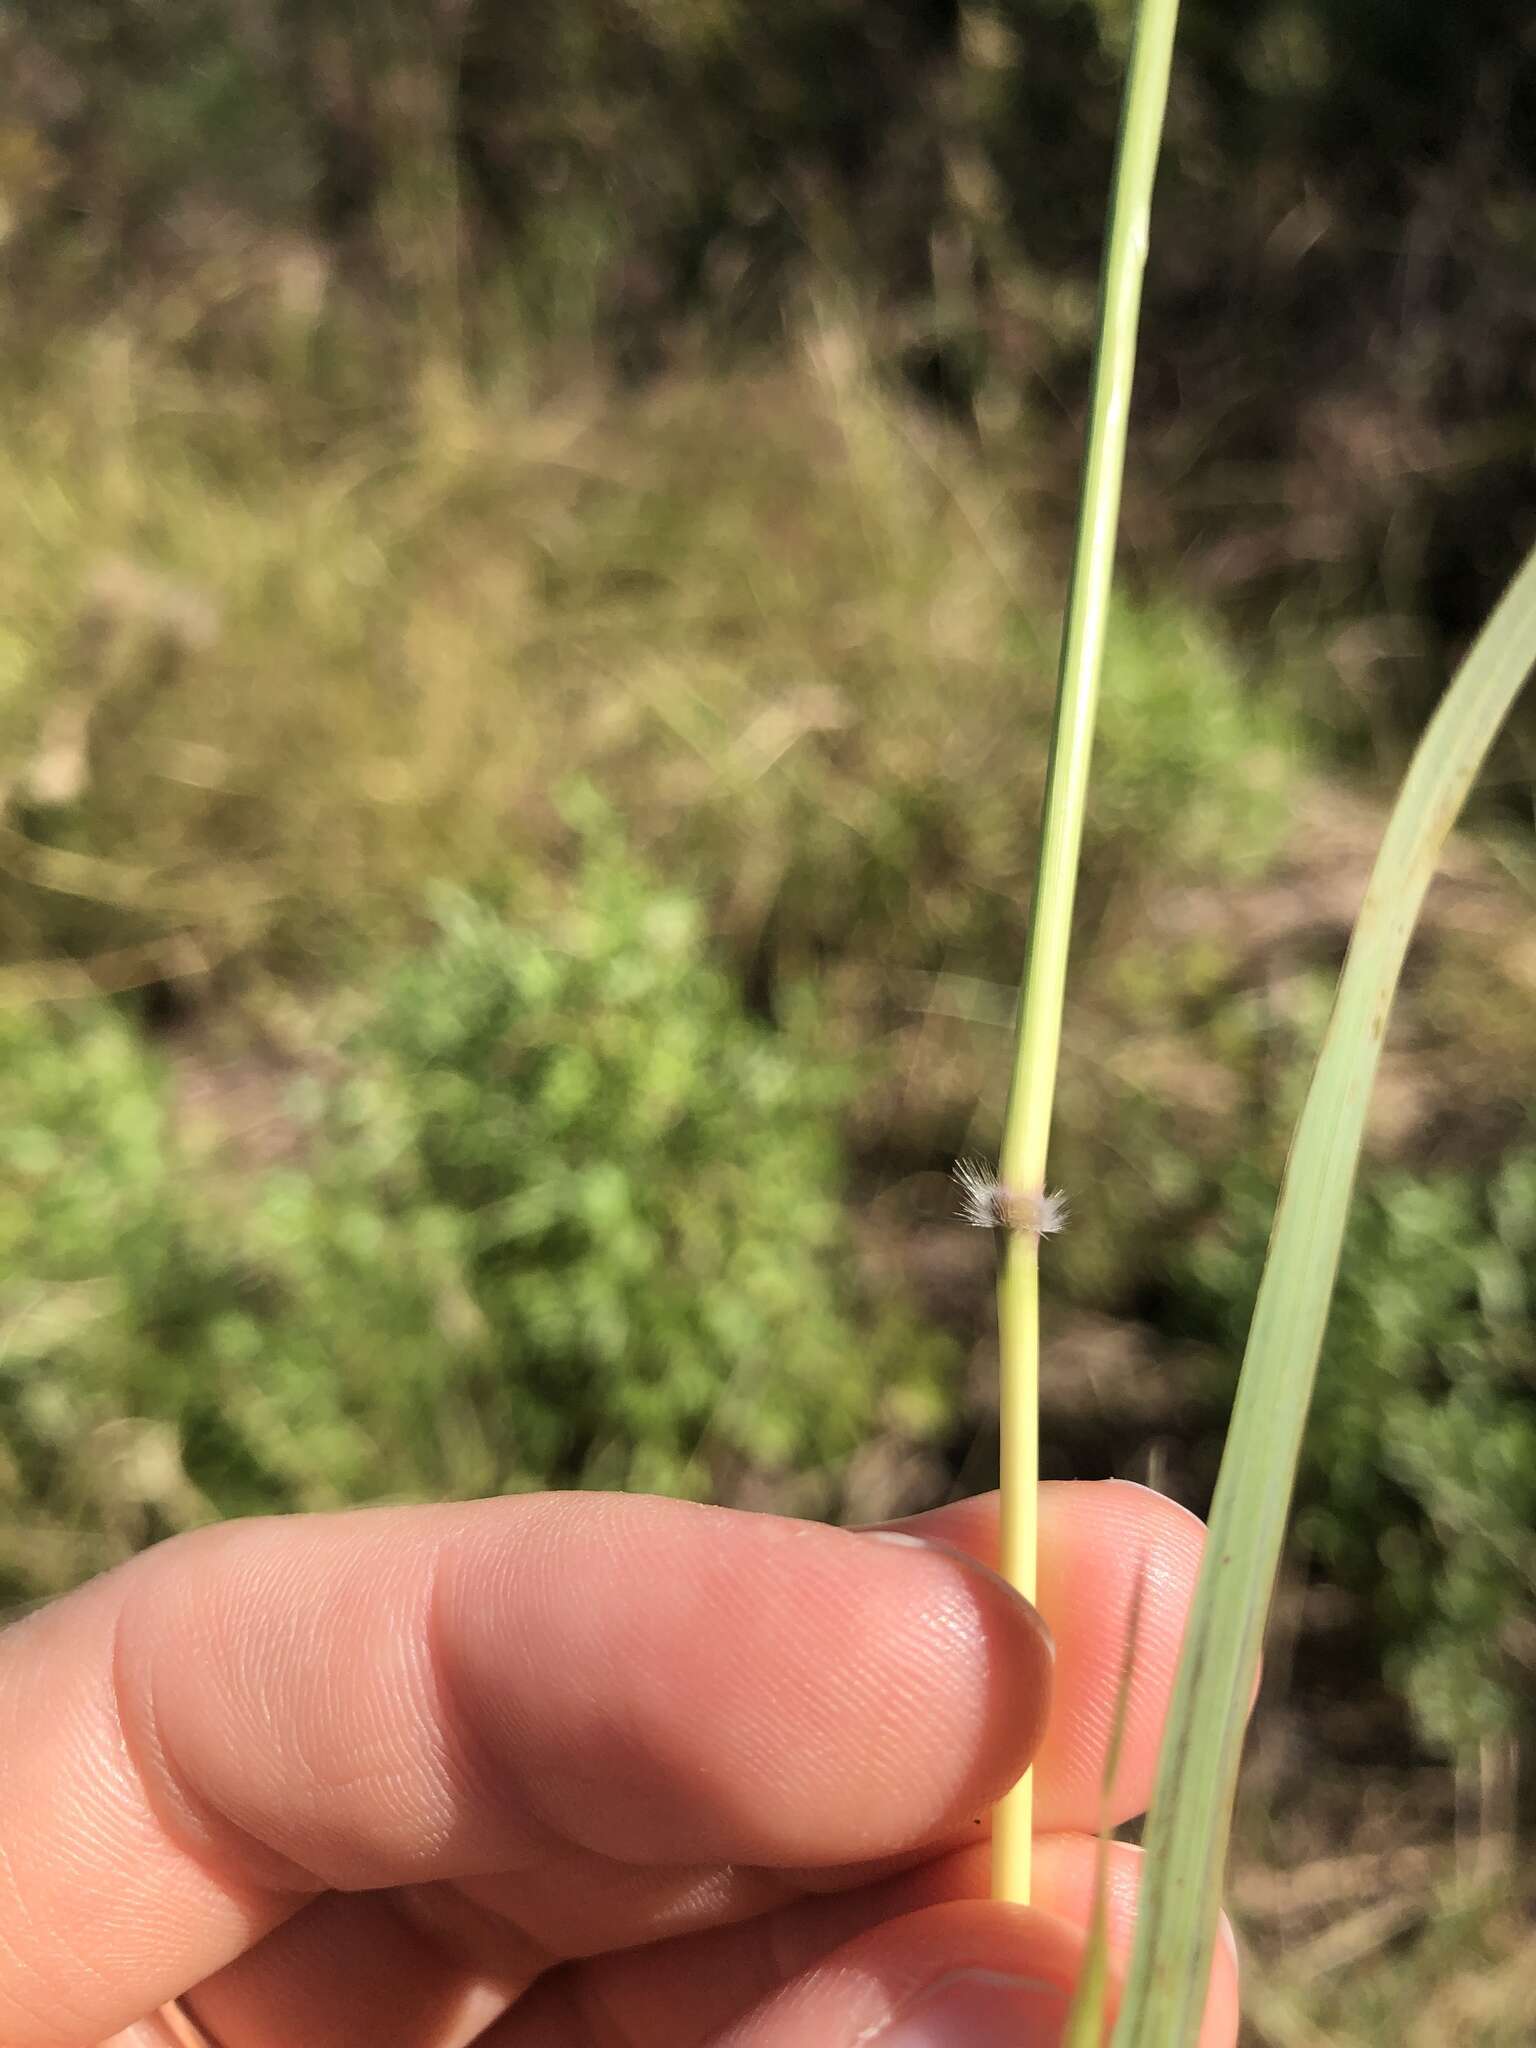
448, 1853, 788, 1969
475, 1525, 731, 1871
426, 1529, 643, 1877
552, 1865, 801, 2048
110, 1577, 319, 1907
184, 1889, 512, 2048
795, 1521, 1023, 1854
327, 1580, 459, 1882
450, 1522, 630, 1872
375, 1888, 508, 2021
479, 1515, 782, 1876
419, 1543, 564, 1888
394, 1876, 554, 1992
157, 1518, 485, 1893
807, 1603, 964, 1857
298, 1561, 441, 1879
690, 1551, 846, 1846
1056, 1551, 1154, 1802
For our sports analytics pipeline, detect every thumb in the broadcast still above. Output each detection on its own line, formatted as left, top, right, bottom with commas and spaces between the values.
699, 1893, 1239, 2048
709, 1902, 1087, 2047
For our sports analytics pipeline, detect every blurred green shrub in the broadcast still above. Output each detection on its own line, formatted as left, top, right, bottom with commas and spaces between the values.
0, 1000, 196, 1567
0, 831, 947, 1596
1179, 1149, 1536, 1755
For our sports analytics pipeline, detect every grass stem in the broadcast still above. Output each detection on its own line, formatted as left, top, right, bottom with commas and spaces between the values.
991, 0, 1181, 1908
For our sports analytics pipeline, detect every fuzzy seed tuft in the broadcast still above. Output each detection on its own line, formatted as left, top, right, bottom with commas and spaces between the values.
953, 1160, 1068, 1239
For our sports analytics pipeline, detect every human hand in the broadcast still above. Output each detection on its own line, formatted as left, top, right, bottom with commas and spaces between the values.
0, 1484, 1237, 2047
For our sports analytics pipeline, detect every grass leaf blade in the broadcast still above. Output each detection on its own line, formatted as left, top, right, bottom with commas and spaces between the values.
1063, 1562, 1150, 2047
1114, 538, 1536, 2044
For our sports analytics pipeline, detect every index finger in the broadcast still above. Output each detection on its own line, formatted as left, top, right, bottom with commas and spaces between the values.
114, 1485, 1211, 2048
0, 1492, 1051, 2047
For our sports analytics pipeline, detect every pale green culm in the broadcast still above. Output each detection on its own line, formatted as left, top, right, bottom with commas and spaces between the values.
990, 0, 1182, 1910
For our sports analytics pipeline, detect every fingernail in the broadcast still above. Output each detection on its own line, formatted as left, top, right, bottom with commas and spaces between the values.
872, 1969, 1070, 2047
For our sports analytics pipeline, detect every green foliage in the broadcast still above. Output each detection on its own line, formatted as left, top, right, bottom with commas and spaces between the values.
1088, 600, 1295, 874
0, 1003, 227, 1570
286, 827, 950, 1494
0, 836, 947, 1593
1180, 1148, 1536, 1754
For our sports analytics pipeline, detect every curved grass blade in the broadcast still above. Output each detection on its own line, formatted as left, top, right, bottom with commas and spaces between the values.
1114, 538, 1536, 2045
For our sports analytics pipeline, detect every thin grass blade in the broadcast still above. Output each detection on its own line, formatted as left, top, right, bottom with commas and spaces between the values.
1062, 1562, 1150, 2047
1114, 538, 1536, 2044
